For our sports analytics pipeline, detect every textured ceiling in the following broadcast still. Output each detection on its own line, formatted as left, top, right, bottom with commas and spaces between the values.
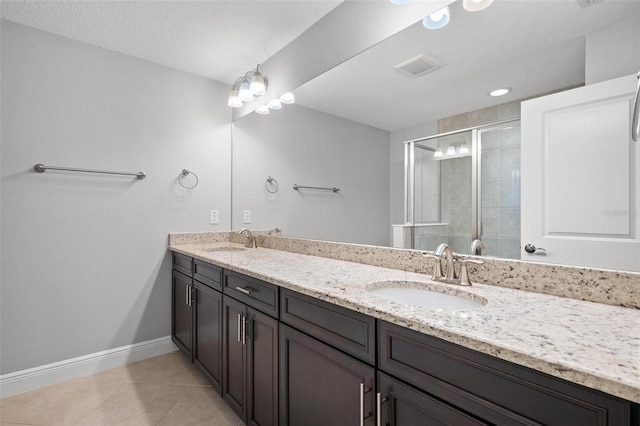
0, 0, 343, 85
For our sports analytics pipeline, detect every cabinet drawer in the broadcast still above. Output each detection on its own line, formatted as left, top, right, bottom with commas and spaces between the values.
173, 252, 192, 276
378, 321, 633, 426
280, 289, 375, 365
194, 259, 222, 291
224, 270, 278, 318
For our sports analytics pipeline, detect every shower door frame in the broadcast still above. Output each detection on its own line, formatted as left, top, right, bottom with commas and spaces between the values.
403, 118, 521, 251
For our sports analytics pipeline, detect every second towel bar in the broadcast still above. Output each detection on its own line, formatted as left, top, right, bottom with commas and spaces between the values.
293, 184, 340, 193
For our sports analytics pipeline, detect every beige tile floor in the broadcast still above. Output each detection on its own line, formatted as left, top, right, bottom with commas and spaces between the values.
0, 352, 244, 426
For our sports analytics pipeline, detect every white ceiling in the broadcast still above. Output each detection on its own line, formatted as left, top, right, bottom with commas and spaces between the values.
0, 0, 343, 85
294, 0, 640, 131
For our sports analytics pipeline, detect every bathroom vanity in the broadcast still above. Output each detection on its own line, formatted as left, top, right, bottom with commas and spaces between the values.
169, 232, 639, 426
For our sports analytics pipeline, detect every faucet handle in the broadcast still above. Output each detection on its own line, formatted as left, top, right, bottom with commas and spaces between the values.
455, 256, 484, 286
423, 253, 444, 279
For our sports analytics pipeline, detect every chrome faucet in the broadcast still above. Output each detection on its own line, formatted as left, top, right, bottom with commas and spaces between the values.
469, 239, 484, 255
423, 242, 484, 286
239, 228, 257, 248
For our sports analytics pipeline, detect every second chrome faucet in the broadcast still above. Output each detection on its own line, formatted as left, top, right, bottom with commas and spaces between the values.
424, 243, 483, 286
239, 228, 257, 248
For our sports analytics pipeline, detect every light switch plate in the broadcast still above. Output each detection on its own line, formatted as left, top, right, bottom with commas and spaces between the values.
243, 210, 252, 224
209, 210, 219, 225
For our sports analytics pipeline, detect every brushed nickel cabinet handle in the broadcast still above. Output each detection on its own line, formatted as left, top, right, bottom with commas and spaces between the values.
360, 383, 365, 426
376, 392, 381, 426
235, 286, 252, 295
241, 316, 247, 345
237, 313, 242, 343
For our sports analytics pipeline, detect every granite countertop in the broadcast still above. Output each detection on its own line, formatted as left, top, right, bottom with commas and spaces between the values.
169, 241, 640, 404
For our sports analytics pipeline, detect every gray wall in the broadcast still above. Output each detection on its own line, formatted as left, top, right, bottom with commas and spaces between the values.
233, 105, 390, 246
0, 21, 232, 374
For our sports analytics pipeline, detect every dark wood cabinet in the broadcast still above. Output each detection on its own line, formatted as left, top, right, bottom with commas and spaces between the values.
172, 252, 638, 426
222, 295, 278, 426
378, 320, 634, 426
279, 323, 375, 426
193, 280, 223, 393
378, 372, 488, 426
171, 269, 192, 359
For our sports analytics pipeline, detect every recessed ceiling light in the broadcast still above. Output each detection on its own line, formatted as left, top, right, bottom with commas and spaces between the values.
489, 87, 511, 97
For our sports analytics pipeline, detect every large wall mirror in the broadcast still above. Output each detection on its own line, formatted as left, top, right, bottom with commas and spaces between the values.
232, 0, 640, 271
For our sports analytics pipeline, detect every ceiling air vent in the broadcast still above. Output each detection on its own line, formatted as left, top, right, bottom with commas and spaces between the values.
575, 0, 603, 8
394, 54, 441, 78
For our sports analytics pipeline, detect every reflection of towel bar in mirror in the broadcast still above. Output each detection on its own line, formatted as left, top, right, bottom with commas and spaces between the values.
34, 163, 146, 179
293, 184, 340, 193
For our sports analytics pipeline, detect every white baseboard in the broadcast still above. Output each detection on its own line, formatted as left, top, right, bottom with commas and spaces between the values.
0, 336, 178, 398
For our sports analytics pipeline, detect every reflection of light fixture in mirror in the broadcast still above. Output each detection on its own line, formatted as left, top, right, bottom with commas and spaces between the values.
423, 6, 450, 29
459, 143, 470, 154
434, 148, 443, 158
267, 99, 282, 110
255, 105, 270, 115
489, 87, 511, 97
279, 92, 295, 104
227, 64, 269, 108
390, 0, 414, 4
446, 145, 457, 156
463, 0, 494, 11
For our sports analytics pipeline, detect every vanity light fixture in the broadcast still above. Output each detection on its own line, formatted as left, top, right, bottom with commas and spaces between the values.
227, 64, 269, 108
267, 98, 282, 110
463, 0, 494, 12
279, 92, 295, 104
255, 105, 270, 115
423, 6, 450, 29
390, 0, 414, 4
459, 143, 470, 154
446, 145, 457, 156
489, 87, 511, 97
433, 148, 444, 158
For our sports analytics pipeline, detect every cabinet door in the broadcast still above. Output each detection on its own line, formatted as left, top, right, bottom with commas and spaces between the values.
193, 281, 222, 393
172, 270, 192, 359
279, 324, 375, 426
222, 295, 247, 421
378, 372, 487, 426
247, 308, 278, 426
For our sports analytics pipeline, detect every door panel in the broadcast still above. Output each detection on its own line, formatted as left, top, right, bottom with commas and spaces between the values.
521, 74, 640, 270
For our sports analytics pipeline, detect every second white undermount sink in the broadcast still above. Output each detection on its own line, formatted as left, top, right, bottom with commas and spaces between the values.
367, 282, 486, 310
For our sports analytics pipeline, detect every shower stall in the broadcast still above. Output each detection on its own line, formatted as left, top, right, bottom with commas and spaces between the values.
395, 119, 521, 258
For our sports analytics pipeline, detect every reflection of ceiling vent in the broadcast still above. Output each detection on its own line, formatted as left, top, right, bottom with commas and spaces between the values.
394, 54, 441, 77
576, 0, 603, 8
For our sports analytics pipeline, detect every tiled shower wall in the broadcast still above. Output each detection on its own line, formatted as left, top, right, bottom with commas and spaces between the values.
438, 100, 522, 259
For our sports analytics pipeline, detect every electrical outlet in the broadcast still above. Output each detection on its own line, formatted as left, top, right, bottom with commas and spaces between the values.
209, 210, 219, 225
243, 210, 252, 224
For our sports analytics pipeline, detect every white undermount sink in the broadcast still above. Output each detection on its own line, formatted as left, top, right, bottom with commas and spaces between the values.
367, 282, 486, 310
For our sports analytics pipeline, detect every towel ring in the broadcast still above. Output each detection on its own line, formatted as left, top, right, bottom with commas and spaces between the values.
265, 176, 279, 194
178, 169, 199, 189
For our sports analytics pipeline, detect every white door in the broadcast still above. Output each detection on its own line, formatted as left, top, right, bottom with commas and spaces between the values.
521, 74, 640, 271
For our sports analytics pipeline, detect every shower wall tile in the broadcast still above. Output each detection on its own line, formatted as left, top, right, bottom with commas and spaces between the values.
499, 238, 521, 259
500, 177, 521, 208
500, 147, 521, 179
448, 235, 472, 254
441, 156, 471, 181
499, 208, 521, 239
481, 131, 501, 152
441, 182, 470, 209
442, 208, 471, 236
481, 208, 499, 237
469, 105, 501, 127
501, 126, 521, 149
481, 179, 500, 208
481, 150, 500, 180
498, 100, 521, 120
481, 237, 499, 257
438, 114, 469, 133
